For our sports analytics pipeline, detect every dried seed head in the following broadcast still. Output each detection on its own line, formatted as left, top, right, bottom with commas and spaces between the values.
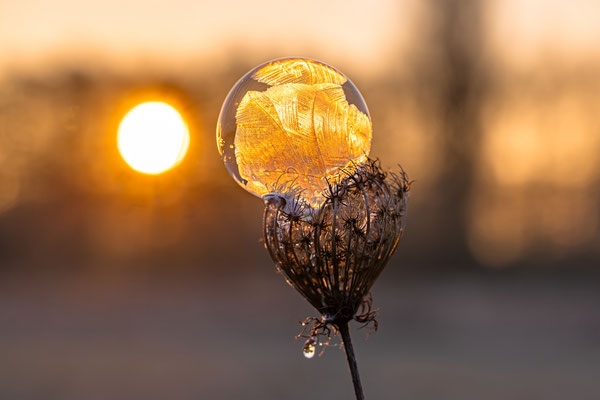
263, 159, 410, 327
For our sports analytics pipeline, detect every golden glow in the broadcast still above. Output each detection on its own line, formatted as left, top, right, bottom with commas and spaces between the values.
117, 102, 189, 174
253, 59, 347, 85
468, 88, 600, 266
234, 59, 371, 205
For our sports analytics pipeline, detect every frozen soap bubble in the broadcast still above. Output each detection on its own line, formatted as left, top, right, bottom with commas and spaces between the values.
216, 58, 372, 206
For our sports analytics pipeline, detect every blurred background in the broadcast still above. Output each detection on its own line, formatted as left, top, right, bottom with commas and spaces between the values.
1, 0, 599, 399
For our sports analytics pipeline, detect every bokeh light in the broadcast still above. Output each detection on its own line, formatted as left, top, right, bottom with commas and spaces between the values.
117, 101, 189, 174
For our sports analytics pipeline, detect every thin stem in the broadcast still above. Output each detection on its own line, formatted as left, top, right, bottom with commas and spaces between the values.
337, 321, 365, 400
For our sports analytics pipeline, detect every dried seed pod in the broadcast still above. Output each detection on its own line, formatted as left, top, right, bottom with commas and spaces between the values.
263, 159, 409, 326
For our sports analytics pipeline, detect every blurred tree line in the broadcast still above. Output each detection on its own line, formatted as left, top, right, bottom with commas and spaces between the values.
0, 1, 599, 273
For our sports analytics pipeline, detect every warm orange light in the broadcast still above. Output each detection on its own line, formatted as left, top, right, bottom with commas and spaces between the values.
117, 101, 189, 174
218, 59, 372, 206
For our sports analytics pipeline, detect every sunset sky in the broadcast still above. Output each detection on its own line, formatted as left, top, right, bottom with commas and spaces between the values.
2, 0, 600, 76
0, 0, 415, 75
1, 3, 599, 400
1, 0, 599, 267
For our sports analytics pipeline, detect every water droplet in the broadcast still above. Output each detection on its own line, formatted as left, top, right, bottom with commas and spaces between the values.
303, 343, 316, 359
303, 336, 318, 359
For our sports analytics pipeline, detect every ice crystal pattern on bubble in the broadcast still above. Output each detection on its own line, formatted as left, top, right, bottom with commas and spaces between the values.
217, 58, 372, 206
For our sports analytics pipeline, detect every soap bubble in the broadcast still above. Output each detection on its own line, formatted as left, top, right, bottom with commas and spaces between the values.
217, 58, 372, 206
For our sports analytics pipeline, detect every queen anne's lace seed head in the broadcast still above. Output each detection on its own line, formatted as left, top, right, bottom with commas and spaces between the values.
263, 159, 409, 331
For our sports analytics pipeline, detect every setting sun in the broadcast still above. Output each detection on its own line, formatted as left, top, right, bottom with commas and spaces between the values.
117, 101, 190, 174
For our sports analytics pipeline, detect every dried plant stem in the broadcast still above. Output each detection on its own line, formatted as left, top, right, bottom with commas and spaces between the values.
337, 322, 365, 400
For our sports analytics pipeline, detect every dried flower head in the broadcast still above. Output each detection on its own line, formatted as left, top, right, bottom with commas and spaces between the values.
263, 159, 410, 340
